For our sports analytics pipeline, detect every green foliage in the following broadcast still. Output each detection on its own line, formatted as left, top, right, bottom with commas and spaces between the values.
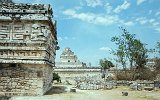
148, 42, 159, 58
111, 27, 135, 69
134, 67, 154, 80
157, 42, 160, 55
111, 27, 148, 70
132, 39, 148, 69
99, 58, 114, 69
154, 58, 160, 74
99, 58, 114, 79
116, 70, 134, 80
116, 69, 154, 81
53, 73, 60, 82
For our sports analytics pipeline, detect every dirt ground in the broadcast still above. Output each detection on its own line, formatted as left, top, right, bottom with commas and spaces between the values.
9, 85, 160, 100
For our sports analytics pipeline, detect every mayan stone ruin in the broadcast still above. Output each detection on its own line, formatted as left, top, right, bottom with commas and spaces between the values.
0, 0, 58, 96
55, 48, 102, 84
56, 47, 87, 68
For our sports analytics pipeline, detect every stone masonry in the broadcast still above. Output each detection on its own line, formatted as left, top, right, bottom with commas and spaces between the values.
0, 0, 58, 96
55, 48, 101, 84
56, 48, 87, 68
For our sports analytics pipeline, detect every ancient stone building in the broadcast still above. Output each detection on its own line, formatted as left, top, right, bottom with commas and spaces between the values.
56, 48, 87, 68
55, 48, 101, 84
60, 48, 79, 63
0, 1, 58, 96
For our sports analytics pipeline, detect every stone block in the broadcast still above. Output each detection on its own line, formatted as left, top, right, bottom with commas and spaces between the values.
70, 88, 76, 92
122, 92, 128, 96
25, 86, 30, 90
144, 87, 154, 91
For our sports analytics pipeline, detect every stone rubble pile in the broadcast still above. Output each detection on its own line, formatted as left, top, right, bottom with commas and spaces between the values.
75, 75, 117, 90
130, 82, 142, 90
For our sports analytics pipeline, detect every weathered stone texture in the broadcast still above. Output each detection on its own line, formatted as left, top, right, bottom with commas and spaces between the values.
0, 64, 53, 96
55, 48, 101, 84
0, 21, 56, 65
56, 48, 87, 68
0, 1, 57, 96
75, 75, 117, 90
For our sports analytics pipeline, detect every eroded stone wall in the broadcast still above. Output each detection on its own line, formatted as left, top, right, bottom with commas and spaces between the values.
54, 68, 101, 84
0, 64, 53, 96
0, 2, 58, 96
0, 21, 56, 66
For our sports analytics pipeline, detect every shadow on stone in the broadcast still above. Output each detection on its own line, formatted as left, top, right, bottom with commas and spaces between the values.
0, 96, 11, 100
45, 86, 67, 95
122, 92, 128, 96
70, 88, 76, 93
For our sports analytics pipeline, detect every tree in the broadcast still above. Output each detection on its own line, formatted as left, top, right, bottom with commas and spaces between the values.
132, 39, 148, 69
154, 58, 160, 74
99, 58, 114, 78
155, 42, 160, 75
111, 36, 127, 69
111, 27, 148, 70
153, 42, 160, 79
99, 58, 114, 69
148, 42, 160, 58
156, 42, 160, 56
111, 27, 136, 69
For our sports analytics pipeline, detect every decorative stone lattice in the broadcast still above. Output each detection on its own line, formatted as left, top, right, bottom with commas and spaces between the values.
0, 1, 58, 96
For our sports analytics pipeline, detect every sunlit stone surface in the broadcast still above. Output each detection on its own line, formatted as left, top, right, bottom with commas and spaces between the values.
55, 48, 101, 84
0, 0, 58, 96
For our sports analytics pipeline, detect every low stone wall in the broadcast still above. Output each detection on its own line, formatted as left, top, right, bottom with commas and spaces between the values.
0, 63, 53, 96
75, 75, 117, 90
54, 68, 116, 84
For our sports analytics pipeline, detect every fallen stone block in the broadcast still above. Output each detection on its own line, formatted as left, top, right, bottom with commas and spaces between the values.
122, 92, 128, 96
144, 87, 154, 91
70, 88, 76, 93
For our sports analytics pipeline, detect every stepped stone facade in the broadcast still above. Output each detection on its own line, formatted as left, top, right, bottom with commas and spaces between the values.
55, 48, 101, 84
56, 48, 87, 68
0, 0, 58, 96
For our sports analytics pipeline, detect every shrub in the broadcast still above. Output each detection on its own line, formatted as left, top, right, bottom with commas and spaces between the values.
115, 68, 155, 81
52, 73, 61, 82
115, 70, 134, 81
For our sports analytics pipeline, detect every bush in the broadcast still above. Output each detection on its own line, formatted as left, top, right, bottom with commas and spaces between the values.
154, 58, 160, 74
115, 70, 134, 81
52, 73, 61, 82
115, 68, 155, 81
134, 68, 155, 80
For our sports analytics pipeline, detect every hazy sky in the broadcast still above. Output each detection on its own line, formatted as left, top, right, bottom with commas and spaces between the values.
14, 0, 160, 66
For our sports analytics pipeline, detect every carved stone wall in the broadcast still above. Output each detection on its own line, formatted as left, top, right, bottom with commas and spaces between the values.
0, 2, 58, 96
0, 64, 53, 96
0, 21, 56, 66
